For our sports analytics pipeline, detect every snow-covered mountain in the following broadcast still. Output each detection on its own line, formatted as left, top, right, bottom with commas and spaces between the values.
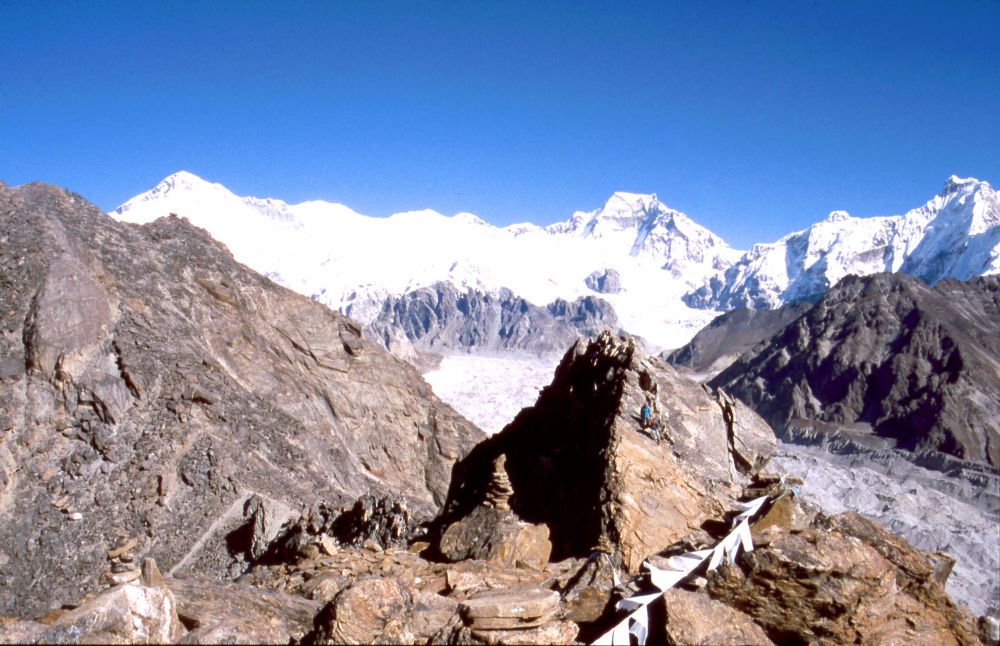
684, 176, 1000, 310
113, 172, 734, 349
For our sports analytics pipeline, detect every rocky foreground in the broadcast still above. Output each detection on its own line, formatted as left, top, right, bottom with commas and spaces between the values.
0, 182, 993, 644
0, 182, 482, 619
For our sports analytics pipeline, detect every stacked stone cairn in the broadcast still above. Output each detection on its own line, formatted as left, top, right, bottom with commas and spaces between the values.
484, 454, 514, 510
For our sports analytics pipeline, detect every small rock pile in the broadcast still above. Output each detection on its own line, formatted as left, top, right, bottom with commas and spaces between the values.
483, 454, 514, 510
100, 536, 140, 588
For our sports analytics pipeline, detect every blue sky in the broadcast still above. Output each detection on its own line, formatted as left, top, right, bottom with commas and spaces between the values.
1, 0, 998, 249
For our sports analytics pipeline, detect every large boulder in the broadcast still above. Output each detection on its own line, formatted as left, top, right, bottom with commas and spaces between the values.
0, 582, 184, 644
0, 182, 483, 618
437, 330, 776, 572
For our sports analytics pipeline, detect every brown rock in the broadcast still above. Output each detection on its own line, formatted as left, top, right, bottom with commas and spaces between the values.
438, 331, 776, 573
459, 587, 559, 630
484, 454, 515, 510
662, 587, 775, 645
0, 182, 484, 619
167, 574, 321, 645
706, 511, 980, 644
470, 619, 580, 645
140, 558, 165, 588
439, 506, 551, 570
313, 577, 413, 644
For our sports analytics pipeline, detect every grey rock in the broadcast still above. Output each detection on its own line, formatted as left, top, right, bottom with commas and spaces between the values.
663, 302, 812, 377
585, 268, 623, 294
711, 272, 1000, 467
366, 281, 622, 356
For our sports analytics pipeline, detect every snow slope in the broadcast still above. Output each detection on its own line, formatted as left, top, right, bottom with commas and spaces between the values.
113, 173, 735, 349
685, 176, 1000, 310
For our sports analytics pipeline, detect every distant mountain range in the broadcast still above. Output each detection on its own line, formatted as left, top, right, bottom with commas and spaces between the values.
113, 173, 999, 352
685, 176, 999, 310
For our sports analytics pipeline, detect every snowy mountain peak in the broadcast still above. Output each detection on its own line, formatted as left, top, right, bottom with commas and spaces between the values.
942, 175, 984, 195
684, 176, 1000, 311
115, 170, 234, 218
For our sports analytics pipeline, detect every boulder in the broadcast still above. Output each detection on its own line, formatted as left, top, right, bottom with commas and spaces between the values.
706, 510, 980, 644
662, 587, 775, 645
10, 582, 184, 644
439, 506, 552, 570
458, 587, 560, 630
310, 577, 421, 645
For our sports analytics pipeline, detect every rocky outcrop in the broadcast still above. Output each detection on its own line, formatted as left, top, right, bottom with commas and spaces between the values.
0, 581, 185, 645
437, 330, 776, 572
704, 507, 980, 644
711, 272, 1000, 466
366, 281, 622, 356
585, 268, 623, 294
0, 182, 483, 618
663, 301, 812, 377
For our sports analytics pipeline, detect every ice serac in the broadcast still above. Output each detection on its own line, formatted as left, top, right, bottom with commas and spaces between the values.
437, 331, 776, 572
710, 272, 1000, 467
685, 176, 1000, 310
0, 182, 483, 618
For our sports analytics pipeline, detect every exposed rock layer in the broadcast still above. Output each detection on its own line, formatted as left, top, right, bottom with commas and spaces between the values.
366, 281, 622, 356
0, 182, 483, 618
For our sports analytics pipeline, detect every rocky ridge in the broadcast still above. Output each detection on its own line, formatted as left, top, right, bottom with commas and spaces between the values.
711, 272, 1000, 467
437, 330, 778, 571
366, 281, 622, 360
0, 318, 986, 643
664, 301, 812, 378
0, 181, 482, 618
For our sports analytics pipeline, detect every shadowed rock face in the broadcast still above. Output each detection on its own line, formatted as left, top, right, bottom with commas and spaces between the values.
0, 182, 483, 618
366, 281, 621, 356
664, 302, 812, 377
711, 272, 1000, 466
437, 331, 776, 571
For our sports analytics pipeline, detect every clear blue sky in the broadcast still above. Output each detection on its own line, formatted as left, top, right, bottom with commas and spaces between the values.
2, 0, 998, 249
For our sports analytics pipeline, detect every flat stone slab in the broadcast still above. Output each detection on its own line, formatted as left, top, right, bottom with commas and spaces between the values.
459, 587, 559, 622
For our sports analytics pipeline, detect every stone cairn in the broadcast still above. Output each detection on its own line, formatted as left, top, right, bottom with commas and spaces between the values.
101, 536, 140, 588
100, 536, 165, 589
484, 454, 515, 510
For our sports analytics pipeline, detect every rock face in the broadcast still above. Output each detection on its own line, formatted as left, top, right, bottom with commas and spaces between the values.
711, 272, 1000, 466
0, 182, 483, 618
585, 268, 623, 294
705, 509, 980, 644
664, 301, 812, 377
366, 281, 622, 356
438, 330, 776, 572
